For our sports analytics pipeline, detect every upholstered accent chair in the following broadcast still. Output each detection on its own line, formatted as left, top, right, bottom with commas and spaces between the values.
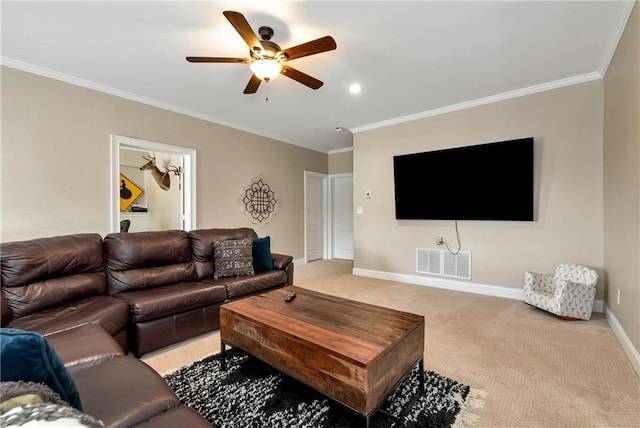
523, 264, 598, 320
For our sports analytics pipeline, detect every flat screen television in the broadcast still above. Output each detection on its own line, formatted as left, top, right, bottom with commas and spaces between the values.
393, 137, 534, 221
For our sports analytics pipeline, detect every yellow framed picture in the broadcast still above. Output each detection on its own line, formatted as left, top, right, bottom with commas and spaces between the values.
119, 173, 143, 212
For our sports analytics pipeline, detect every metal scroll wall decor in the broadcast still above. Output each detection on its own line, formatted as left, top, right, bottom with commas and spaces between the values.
239, 176, 278, 228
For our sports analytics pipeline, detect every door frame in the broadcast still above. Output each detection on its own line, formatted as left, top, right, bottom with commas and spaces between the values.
329, 172, 354, 260
304, 171, 328, 263
110, 135, 197, 233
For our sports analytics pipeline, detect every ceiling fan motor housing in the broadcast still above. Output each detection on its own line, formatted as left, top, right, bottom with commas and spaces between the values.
258, 26, 274, 41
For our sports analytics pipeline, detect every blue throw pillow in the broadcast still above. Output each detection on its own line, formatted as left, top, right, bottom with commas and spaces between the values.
0, 328, 83, 411
252, 236, 274, 273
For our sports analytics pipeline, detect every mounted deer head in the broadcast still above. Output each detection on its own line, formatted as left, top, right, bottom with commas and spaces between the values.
140, 154, 170, 191
140, 154, 182, 191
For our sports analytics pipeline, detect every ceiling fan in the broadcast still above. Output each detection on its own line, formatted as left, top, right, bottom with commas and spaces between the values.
186, 11, 337, 94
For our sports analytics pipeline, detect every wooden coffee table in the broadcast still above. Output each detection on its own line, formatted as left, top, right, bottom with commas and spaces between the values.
220, 286, 425, 426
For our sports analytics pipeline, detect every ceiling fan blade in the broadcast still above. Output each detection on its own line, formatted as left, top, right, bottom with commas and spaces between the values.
280, 65, 323, 90
186, 57, 249, 63
243, 74, 262, 94
280, 36, 337, 61
223, 10, 261, 50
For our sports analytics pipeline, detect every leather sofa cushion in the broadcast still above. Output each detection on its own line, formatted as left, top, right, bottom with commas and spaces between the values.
113, 281, 227, 323
45, 322, 124, 373
1, 234, 107, 318
189, 228, 258, 279
6, 295, 130, 338
134, 405, 211, 427
1, 293, 12, 327
71, 356, 180, 427
203, 270, 287, 299
104, 230, 197, 293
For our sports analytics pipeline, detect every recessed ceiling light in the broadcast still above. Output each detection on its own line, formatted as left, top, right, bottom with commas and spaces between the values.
349, 83, 362, 94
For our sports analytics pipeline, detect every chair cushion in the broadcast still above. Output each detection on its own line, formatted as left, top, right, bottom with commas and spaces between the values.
0, 328, 82, 411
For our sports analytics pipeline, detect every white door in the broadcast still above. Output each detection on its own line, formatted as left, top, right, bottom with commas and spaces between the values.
306, 175, 324, 261
332, 175, 353, 260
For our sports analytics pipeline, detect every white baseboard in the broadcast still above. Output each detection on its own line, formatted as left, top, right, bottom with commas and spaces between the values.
293, 258, 306, 266
351, 267, 604, 313
604, 304, 640, 378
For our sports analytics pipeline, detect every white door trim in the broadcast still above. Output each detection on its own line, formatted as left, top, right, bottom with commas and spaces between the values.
328, 172, 354, 260
110, 135, 197, 233
303, 171, 328, 263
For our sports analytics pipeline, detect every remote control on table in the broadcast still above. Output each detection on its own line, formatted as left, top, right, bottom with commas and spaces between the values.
284, 292, 296, 302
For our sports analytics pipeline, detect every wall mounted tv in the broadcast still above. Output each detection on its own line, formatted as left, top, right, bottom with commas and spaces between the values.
393, 137, 534, 221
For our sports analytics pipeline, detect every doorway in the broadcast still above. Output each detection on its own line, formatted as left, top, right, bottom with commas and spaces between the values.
304, 171, 354, 263
111, 135, 196, 233
331, 174, 353, 260
304, 171, 326, 262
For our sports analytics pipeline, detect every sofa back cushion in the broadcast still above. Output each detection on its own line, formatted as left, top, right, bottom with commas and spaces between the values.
0, 234, 107, 319
104, 230, 196, 294
188, 228, 258, 279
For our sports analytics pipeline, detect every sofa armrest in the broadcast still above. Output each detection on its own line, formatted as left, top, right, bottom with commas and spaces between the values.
271, 253, 293, 270
271, 253, 294, 285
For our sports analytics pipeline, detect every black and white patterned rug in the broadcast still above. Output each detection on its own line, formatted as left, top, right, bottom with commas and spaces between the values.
164, 348, 482, 428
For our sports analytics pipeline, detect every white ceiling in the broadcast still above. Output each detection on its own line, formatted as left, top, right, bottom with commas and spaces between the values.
1, 1, 634, 153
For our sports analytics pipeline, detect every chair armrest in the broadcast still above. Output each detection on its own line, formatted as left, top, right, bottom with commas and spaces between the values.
524, 271, 554, 292
553, 279, 568, 298
556, 280, 597, 320
557, 280, 595, 296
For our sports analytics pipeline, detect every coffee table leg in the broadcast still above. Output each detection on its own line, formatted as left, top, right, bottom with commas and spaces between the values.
419, 356, 425, 392
220, 341, 227, 370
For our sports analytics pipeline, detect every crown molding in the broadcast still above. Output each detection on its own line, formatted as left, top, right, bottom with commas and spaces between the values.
328, 146, 353, 155
598, 0, 636, 76
351, 72, 602, 134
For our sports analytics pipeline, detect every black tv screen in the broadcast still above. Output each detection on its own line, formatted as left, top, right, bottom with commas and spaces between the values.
393, 137, 534, 221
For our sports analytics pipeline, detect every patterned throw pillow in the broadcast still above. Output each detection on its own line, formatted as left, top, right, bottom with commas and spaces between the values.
213, 239, 255, 279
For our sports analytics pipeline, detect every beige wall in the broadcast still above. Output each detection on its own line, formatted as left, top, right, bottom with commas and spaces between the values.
604, 3, 639, 352
329, 149, 353, 174
353, 81, 605, 298
0, 66, 327, 258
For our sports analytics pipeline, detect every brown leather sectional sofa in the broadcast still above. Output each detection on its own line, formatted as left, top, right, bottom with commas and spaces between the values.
1, 227, 293, 356
0, 227, 294, 426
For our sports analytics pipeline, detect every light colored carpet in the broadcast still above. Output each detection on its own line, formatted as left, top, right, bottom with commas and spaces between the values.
143, 260, 640, 427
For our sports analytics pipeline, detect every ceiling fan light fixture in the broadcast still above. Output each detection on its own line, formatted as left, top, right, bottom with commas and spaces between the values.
250, 59, 282, 82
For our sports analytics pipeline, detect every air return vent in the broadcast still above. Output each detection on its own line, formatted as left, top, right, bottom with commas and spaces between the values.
416, 248, 471, 280
416, 248, 441, 275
